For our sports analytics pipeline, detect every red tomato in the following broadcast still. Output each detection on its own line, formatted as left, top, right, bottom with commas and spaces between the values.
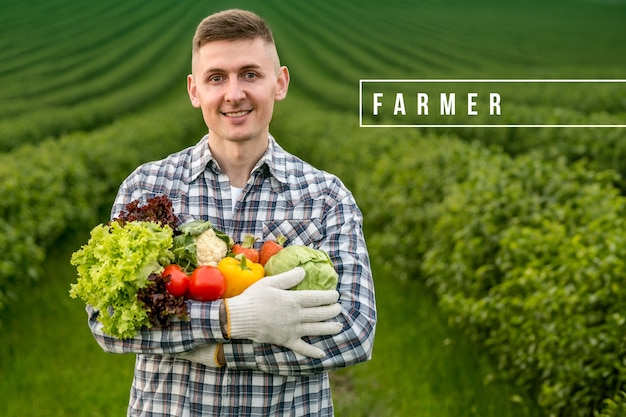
163, 264, 189, 298
188, 266, 226, 301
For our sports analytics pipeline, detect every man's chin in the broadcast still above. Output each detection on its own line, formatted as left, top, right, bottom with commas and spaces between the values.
210, 131, 263, 144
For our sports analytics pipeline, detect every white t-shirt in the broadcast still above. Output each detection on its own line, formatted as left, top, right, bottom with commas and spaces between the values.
231, 186, 243, 212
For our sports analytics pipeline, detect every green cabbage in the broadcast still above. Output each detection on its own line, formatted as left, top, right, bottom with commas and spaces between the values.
264, 246, 338, 290
69, 220, 174, 339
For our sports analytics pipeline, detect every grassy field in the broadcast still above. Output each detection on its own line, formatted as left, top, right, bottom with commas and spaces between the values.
331, 274, 540, 417
1, 0, 625, 415
0, 232, 135, 416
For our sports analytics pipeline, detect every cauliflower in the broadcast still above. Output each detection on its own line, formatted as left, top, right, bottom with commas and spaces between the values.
196, 227, 228, 266
172, 220, 233, 273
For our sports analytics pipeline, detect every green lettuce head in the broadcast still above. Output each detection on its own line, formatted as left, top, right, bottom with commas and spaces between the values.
264, 245, 338, 291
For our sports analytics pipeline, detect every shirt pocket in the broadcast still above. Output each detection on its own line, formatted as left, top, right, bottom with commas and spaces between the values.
262, 219, 324, 247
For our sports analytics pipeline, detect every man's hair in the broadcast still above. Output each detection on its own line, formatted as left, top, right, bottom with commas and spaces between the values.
192, 9, 275, 55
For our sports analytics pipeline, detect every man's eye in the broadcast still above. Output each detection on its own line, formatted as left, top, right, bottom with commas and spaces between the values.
243, 72, 257, 80
208, 75, 223, 83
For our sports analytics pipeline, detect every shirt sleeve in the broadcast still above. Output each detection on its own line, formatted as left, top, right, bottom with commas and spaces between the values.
221, 193, 377, 376
87, 300, 230, 355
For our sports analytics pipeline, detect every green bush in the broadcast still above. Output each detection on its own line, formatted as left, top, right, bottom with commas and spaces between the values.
444, 108, 626, 191
0, 98, 203, 313
596, 392, 626, 417
421, 150, 626, 416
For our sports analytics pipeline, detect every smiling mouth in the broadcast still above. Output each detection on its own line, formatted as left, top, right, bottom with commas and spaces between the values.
223, 110, 251, 117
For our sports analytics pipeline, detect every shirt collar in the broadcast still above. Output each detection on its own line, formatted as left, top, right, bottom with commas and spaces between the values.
187, 134, 213, 183
253, 134, 289, 185
187, 133, 289, 185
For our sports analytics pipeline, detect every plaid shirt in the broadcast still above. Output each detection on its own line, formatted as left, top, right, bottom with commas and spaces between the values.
87, 134, 377, 416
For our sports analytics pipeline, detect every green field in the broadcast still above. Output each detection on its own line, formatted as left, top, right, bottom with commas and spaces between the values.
1, 0, 625, 416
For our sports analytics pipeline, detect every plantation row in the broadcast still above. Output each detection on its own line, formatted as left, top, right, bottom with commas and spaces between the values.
0, 0, 211, 151
270, 99, 626, 417
259, 0, 626, 113
2, 0, 623, 151
0, 2, 178, 102
437, 110, 626, 190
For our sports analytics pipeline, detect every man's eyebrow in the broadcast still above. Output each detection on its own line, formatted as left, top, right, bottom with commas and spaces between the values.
202, 64, 262, 76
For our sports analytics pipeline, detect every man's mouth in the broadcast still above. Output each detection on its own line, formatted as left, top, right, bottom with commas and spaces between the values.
223, 110, 251, 117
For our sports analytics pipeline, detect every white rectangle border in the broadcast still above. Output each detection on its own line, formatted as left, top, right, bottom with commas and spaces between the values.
359, 79, 626, 128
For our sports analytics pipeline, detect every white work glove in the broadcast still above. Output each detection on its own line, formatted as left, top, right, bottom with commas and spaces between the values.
176, 344, 220, 368
225, 267, 342, 359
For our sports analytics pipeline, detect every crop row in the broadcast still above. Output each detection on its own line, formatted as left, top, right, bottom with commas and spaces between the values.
253, 0, 626, 114
270, 98, 626, 417
0, 2, 166, 92
0, 2, 186, 113
2, 0, 622, 152
0, 0, 209, 151
1, 1, 170, 104
431, 107, 626, 190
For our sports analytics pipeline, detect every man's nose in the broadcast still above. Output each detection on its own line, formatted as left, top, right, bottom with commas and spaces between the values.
224, 78, 245, 103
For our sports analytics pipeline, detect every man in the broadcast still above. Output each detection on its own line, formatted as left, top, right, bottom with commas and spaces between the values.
87, 9, 376, 416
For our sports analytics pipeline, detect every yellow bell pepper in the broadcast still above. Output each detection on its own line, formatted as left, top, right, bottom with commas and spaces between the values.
218, 254, 265, 298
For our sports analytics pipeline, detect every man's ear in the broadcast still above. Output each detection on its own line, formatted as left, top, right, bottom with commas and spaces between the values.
187, 74, 200, 108
275, 66, 290, 101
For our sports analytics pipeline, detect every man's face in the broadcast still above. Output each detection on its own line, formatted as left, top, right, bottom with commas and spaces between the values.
187, 38, 289, 145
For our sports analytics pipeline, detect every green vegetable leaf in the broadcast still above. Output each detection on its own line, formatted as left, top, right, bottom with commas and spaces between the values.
69, 221, 174, 339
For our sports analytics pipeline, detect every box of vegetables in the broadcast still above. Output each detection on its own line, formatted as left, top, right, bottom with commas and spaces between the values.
69, 196, 338, 339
